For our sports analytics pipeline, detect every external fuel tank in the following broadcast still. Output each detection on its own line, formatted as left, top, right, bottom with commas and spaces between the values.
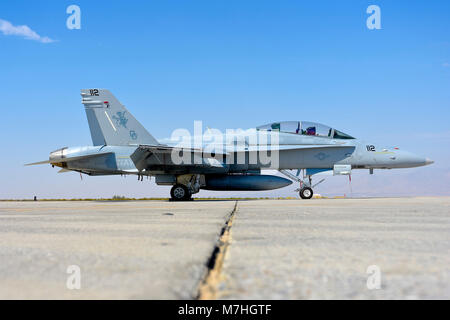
202, 174, 292, 191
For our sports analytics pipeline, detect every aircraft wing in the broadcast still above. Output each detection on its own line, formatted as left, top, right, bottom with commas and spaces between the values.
130, 143, 354, 171
135, 144, 229, 154
130, 145, 229, 170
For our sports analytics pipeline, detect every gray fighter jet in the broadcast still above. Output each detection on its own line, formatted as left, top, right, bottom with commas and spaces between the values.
27, 89, 434, 200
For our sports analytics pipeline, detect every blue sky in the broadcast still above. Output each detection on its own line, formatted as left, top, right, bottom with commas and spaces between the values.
1, 0, 449, 199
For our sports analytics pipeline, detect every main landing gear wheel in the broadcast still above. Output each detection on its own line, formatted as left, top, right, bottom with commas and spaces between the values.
170, 184, 191, 201
299, 187, 313, 199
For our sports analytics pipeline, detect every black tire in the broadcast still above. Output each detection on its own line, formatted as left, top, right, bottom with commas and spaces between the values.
170, 184, 191, 201
299, 187, 313, 199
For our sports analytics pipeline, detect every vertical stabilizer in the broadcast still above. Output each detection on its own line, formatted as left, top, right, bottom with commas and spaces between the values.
81, 89, 159, 146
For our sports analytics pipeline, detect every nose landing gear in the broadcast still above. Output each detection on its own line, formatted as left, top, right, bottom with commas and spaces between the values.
299, 187, 313, 199
279, 169, 325, 200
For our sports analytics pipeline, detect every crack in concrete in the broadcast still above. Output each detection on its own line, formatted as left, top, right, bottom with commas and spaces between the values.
195, 201, 238, 300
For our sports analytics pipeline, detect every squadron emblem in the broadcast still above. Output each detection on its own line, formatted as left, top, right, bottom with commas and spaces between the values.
112, 111, 128, 129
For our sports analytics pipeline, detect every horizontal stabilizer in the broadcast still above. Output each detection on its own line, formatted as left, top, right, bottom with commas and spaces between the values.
25, 152, 114, 166
52, 152, 114, 163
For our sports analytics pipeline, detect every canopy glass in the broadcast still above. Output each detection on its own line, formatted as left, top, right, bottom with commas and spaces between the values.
256, 121, 355, 139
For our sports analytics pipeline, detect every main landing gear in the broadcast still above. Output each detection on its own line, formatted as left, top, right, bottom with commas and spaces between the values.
169, 174, 201, 201
170, 184, 192, 201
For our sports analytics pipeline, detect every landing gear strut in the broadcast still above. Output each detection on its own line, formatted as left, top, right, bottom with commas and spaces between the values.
279, 169, 325, 200
170, 174, 202, 201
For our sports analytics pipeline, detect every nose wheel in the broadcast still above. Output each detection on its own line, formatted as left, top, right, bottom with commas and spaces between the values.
299, 187, 313, 199
170, 184, 192, 201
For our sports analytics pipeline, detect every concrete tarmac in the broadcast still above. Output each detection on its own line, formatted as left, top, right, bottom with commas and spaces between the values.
0, 197, 449, 299
220, 198, 450, 299
0, 201, 235, 299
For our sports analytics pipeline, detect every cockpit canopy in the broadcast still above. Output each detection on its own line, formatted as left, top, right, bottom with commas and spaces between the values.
256, 121, 355, 139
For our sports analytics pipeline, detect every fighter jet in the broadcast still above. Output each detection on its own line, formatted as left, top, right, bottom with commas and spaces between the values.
27, 89, 434, 200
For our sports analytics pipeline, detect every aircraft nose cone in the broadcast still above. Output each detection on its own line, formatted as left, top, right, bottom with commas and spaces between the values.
391, 150, 433, 168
